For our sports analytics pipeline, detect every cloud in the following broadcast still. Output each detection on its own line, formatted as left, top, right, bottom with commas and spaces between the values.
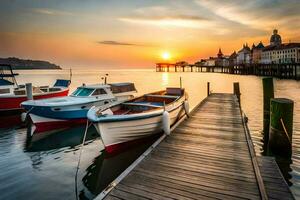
194, 0, 300, 28
32, 8, 73, 16
97, 41, 140, 46
124, 14, 208, 21
119, 14, 211, 29
119, 5, 210, 29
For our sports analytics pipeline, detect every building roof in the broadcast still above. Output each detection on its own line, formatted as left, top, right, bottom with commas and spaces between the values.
256, 41, 265, 49
229, 51, 237, 59
262, 43, 300, 51
238, 44, 251, 53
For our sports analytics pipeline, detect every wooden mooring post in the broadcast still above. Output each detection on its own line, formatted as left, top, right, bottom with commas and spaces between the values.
233, 82, 241, 104
262, 77, 274, 139
268, 98, 294, 157
207, 82, 210, 97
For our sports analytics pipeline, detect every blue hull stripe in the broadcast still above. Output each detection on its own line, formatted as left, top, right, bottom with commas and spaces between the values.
23, 105, 88, 119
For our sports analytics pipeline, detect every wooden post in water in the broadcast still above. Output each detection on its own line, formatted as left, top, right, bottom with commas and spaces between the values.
268, 98, 294, 157
207, 82, 210, 97
262, 77, 274, 138
233, 82, 241, 104
25, 83, 33, 100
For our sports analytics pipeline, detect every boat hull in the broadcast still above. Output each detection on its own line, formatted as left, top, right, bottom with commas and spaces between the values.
0, 88, 69, 113
29, 113, 86, 136
94, 99, 186, 153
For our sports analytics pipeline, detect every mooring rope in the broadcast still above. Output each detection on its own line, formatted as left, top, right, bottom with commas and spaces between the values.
280, 118, 291, 144
75, 120, 92, 200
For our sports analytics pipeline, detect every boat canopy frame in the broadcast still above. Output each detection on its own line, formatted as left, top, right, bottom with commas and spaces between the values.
0, 64, 18, 86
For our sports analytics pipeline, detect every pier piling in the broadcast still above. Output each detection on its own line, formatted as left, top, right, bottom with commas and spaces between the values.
262, 77, 274, 140
207, 82, 210, 97
268, 98, 294, 157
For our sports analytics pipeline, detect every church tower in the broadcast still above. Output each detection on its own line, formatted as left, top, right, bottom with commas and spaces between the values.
217, 48, 223, 58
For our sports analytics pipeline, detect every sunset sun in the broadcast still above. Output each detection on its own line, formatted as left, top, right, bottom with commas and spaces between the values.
162, 52, 171, 61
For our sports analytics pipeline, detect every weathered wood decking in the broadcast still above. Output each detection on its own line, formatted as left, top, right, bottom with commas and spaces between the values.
98, 93, 294, 200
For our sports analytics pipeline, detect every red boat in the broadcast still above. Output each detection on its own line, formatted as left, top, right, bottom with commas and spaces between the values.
0, 64, 70, 114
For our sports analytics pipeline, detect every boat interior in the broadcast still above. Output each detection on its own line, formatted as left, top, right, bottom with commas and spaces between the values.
107, 88, 184, 115
0, 79, 70, 96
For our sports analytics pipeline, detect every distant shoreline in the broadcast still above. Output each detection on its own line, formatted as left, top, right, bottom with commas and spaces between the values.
11, 68, 62, 70
0, 57, 62, 70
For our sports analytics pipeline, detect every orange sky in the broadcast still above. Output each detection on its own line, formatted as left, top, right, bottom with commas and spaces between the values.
0, 0, 299, 68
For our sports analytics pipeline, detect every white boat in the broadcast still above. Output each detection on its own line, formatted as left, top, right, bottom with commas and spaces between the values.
87, 87, 189, 153
21, 82, 137, 138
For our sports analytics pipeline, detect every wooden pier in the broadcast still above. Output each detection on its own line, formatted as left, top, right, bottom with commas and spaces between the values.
96, 93, 294, 200
156, 63, 300, 80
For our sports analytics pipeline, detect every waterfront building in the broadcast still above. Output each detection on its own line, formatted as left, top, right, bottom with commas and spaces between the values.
229, 51, 237, 66
261, 43, 300, 64
215, 48, 229, 67
237, 44, 251, 64
252, 42, 265, 64
261, 29, 300, 64
199, 48, 229, 67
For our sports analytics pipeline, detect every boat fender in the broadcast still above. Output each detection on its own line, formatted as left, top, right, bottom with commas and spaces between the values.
184, 100, 190, 117
162, 111, 171, 135
21, 112, 28, 122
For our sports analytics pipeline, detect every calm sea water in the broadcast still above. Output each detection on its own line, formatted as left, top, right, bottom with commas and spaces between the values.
0, 69, 299, 199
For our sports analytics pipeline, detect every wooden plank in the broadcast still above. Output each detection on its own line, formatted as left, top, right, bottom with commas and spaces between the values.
99, 93, 294, 200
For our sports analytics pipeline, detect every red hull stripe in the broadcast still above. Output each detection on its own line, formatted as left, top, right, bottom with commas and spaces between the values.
0, 89, 69, 110
34, 118, 86, 134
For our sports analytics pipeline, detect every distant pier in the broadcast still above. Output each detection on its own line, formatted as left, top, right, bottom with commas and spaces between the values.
96, 93, 294, 200
156, 63, 300, 80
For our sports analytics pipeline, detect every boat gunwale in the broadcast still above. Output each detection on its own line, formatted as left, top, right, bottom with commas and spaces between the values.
0, 87, 69, 98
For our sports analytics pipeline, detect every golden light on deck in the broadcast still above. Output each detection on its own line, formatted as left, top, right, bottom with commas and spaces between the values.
162, 52, 171, 60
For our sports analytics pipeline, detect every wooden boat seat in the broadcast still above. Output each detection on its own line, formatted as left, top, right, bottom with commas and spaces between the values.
122, 102, 163, 108
145, 94, 179, 99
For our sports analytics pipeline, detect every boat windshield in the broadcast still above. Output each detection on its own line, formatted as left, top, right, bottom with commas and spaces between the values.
72, 88, 94, 96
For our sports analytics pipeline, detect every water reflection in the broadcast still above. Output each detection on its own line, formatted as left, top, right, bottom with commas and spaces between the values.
24, 126, 99, 171
80, 136, 159, 199
161, 72, 169, 86
23, 122, 159, 199
0, 114, 23, 129
25, 125, 99, 152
